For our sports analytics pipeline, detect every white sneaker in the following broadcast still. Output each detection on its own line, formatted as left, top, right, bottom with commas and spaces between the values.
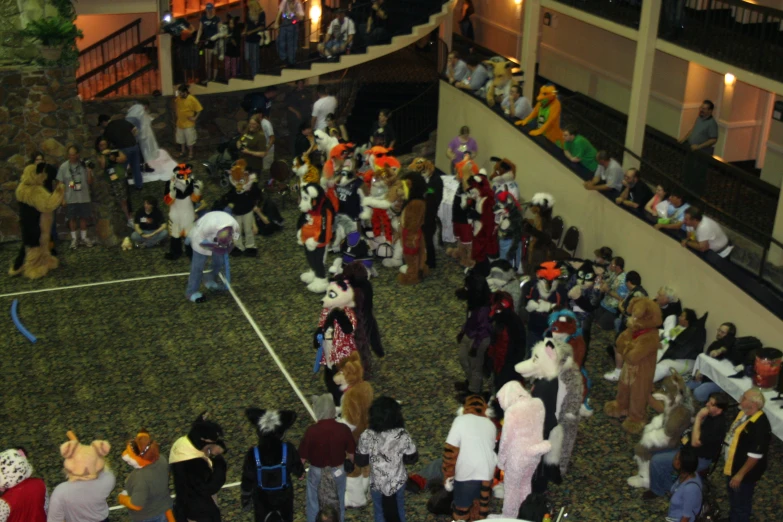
81, 237, 94, 248
604, 368, 621, 382
69, 238, 78, 250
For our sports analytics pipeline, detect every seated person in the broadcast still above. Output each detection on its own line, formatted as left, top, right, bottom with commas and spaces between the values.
369, 109, 395, 148
688, 322, 736, 402
501, 84, 532, 121
562, 125, 598, 173
455, 55, 489, 93
653, 189, 690, 233
643, 393, 728, 501
615, 168, 653, 212
583, 150, 623, 195
445, 50, 468, 84
594, 256, 628, 333
131, 197, 168, 248
654, 285, 682, 325
655, 308, 706, 383
319, 9, 356, 58
682, 206, 733, 258
644, 183, 669, 220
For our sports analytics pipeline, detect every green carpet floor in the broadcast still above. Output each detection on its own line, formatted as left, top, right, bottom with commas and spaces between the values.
1, 177, 781, 521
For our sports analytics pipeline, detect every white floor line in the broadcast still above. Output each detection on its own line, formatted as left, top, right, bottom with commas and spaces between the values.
0, 272, 194, 299
220, 272, 318, 422
108, 482, 242, 511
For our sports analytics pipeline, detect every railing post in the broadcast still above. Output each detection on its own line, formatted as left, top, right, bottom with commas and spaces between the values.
623, 0, 662, 170
159, 33, 175, 96
520, 0, 541, 103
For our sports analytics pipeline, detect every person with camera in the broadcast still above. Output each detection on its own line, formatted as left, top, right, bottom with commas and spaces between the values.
57, 145, 95, 249
237, 115, 268, 176
99, 114, 144, 189
95, 136, 133, 227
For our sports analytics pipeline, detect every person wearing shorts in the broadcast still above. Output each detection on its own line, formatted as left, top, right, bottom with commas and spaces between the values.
57, 145, 94, 249
175, 84, 203, 159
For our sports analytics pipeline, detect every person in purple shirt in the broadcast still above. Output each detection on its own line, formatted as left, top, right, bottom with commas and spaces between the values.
455, 270, 492, 399
445, 125, 478, 174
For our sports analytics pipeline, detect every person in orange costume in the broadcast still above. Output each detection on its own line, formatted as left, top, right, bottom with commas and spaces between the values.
604, 297, 663, 434
446, 154, 480, 268
515, 85, 564, 147
388, 172, 429, 285
118, 430, 175, 522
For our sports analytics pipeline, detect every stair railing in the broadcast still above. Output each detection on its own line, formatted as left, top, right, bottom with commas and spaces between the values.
77, 18, 142, 79
77, 36, 159, 100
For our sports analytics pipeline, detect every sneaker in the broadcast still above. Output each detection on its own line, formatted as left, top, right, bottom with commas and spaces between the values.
604, 368, 622, 382
81, 237, 94, 248
69, 238, 78, 250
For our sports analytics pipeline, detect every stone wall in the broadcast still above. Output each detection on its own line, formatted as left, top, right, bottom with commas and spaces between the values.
0, 0, 43, 66
0, 66, 119, 244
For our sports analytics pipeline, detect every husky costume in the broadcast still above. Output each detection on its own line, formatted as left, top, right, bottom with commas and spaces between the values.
496, 381, 550, 518
170, 414, 227, 522
332, 169, 371, 251
566, 260, 600, 349
164, 163, 203, 260
486, 259, 521, 310
241, 408, 304, 522
494, 191, 524, 270
118, 431, 174, 522
217, 160, 260, 257
298, 183, 336, 293
185, 211, 239, 303
488, 290, 527, 393
627, 370, 695, 489
524, 261, 567, 350
488, 157, 519, 201
442, 395, 497, 521
0, 448, 47, 522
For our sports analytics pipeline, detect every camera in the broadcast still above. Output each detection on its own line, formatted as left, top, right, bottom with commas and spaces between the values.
82, 159, 95, 170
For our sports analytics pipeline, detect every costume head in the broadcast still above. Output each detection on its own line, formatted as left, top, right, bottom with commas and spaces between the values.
459, 394, 491, 418
537, 85, 558, 107
407, 157, 435, 177
489, 157, 516, 182
575, 260, 596, 287
329, 142, 356, 163
494, 190, 520, 214
229, 159, 255, 193
388, 171, 427, 207
490, 290, 515, 318
625, 297, 662, 332
299, 183, 327, 213
547, 309, 581, 343
314, 129, 339, 157
311, 394, 336, 421
0, 448, 33, 492
653, 369, 691, 411
187, 413, 226, 452
173, 163, 192, 181
245, 408, 297, 440
530, 192, 555, 217
487, 260, 517, 293
536, 261, 561, 291
514, 338, 573, 380
455, 156, 479, 180
374, 155, 401, 181
333, 351, 364, 392
59, 431, 111, 481
322, 278, 356, 310
122, 430, 161, 469
467, 174, 493, 200
456, 268, 491, 311
496, 380, 530, 411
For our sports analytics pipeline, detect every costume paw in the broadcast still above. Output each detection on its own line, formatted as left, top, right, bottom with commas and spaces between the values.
622, 418, 646, 435
305, 237, 318, 251
627, 475, 649, 489
579, 402, 594, 418
329, 258, 343, 274
603, 400, 627, 419
382, 257, 403, 268
492, 482, 505, 499
399, 264, 408, 274
444, 477, 454, 492
189, 292, 206, 303
121, 237, 133, 251
300, 270, 315, 283
307, 277, 329, 293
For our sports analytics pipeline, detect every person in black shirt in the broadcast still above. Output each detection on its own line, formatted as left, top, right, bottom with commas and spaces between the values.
287, 80, 312, 151
196, 2, 221, 82
643, 391, 729, 499
615, 168, 653, 212
294, 121, 315, 159
422, 162, 443, 269
99, 114, 144, 189
366, 0, 389, 45
369, 109, 396, 149
131, 197, 168, 248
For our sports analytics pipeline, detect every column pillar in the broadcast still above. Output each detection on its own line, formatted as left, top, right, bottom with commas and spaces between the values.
520, 0, 541, 102
158, 33, 174, 96
622, 0, 662, 170
439, 1, 454, 51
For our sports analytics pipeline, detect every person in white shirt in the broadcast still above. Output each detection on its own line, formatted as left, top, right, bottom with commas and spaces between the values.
682, 206, 732, 258
256, 112, 275, 171
442, 395, 497, 521
445, 50, 468, 84
319, 9, 356, 58
583, 150, 624, 194
500, 84, 532, 121
311, 85, 338, 131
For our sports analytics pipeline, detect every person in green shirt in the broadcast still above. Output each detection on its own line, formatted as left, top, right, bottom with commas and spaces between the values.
562, 125, 598, 173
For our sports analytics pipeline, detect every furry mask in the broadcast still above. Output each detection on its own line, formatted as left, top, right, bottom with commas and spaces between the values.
329, 142, 356, 160
0, 448, 33, 491
547, 310, 580, 342
487, 260, 516, 293
467, 175, 492, 200
456, 268, 491, 310
455, 157, 479, 180
407, 157, 434, 176
489, 156, 516, 182
122, 430, 160, 469
245, 408, 297, 439
323, 279, 356, 310
536, 84, 558, 106
536, 261, 561, 282
494, 190, 520, 214
173, 163, 193, 181
515, 338, 572, 380
575, 261, 596, 287
314, 129, 339, 156
229, 160, 255, 193
333, 351, 364, 392
187, 413, 226, 452
625, 297, 662, 331
458, 394, 491, 417
496, 380, 530, 411
60, 431, 111, 481
652, 369, 689, 410
121, 236, 133, 251
374, 155, 401, 180
299, 183, 325, 213
489, 290, 514, 317
531, 192, 555, 209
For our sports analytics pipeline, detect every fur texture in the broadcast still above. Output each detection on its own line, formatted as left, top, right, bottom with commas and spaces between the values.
516, 85, 564, 145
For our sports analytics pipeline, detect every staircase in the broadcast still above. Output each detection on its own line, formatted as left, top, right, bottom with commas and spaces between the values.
77, 19, 160, 100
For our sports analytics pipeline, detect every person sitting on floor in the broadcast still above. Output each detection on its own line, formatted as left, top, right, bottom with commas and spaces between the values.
130, 197, 168, 248
655, 308, 706, 383
654, 285, 682, 325
642, 392, 728, 501
687, 322, 736, 402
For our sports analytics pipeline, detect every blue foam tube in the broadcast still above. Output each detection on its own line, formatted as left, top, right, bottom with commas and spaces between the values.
11, 299, 37, 343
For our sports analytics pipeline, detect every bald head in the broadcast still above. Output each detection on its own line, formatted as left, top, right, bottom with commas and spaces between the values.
740, 388, 765, 415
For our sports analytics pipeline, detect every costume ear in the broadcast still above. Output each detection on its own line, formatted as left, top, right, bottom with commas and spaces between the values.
245, 407, 266, 426
91, 440, 111, 457
279, 411, 297, 431
545, 340, 557, 360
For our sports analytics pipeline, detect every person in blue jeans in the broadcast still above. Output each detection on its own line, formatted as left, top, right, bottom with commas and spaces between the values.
184, 211, 239, 303
687, 322, 736, 402
665, 447, 703, 522
643, 392, 728, 500
298, 394, 356, 522
356, 397, 418, 522
276, 0, 304, 65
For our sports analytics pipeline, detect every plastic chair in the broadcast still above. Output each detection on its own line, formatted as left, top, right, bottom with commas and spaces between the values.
549, 216, 564, 247
561, 226, 579, 256
263, 160, 296, 209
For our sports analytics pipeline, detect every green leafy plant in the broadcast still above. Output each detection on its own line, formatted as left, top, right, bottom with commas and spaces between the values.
20, 16, 83, 47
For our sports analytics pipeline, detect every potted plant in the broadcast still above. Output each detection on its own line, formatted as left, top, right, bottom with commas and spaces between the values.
19, 16, 83, 62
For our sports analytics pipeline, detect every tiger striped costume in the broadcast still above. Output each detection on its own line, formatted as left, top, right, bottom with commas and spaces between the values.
442, 395, 496, 521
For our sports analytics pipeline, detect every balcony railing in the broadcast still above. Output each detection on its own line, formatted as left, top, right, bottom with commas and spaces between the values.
549, 0, 783, 83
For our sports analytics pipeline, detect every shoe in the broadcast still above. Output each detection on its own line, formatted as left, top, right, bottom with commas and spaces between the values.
69, 238, 78, 250
641, 490, 658, 501
81, 237, 94, 248
604, 368, 621, 382
143, 164, 155, 173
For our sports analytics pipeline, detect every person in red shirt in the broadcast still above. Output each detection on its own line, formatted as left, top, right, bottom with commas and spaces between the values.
299, 394, 356, 522
0, 448, 47, 522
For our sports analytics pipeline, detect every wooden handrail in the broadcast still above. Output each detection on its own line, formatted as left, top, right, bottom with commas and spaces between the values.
94, 62, 158, 98
76, 35, 157, 83
78, 18, 142, 56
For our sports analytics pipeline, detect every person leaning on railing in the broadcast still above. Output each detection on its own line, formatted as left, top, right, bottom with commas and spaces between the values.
652, 188, 690, 233
277, 0, 305, 66
243, 2, 266, 78
681, 206, 733, 258
615, 168, 653, 213
445, 50, 468, 84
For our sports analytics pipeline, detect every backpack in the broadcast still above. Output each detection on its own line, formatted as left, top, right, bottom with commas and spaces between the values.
694, 478, 722, 522
732, 336, 763, 366
253, 443, 288, 491
517, 492, 552, 521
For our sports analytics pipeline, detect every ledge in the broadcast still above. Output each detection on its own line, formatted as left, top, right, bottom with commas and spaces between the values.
435, 80, 783, 342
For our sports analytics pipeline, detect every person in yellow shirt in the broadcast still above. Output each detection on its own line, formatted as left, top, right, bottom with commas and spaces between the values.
174, 84, 203, 160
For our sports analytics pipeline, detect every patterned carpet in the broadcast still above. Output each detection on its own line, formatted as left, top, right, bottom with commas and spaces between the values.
1, 167, 781, 521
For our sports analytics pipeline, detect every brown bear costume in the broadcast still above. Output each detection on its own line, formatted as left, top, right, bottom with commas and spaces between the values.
604, 297, 662, 434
